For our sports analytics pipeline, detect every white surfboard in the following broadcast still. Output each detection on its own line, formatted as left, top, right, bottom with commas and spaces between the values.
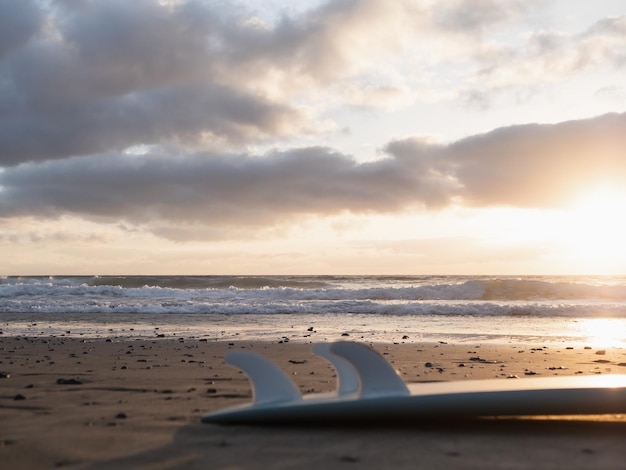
202, 341, 626, 424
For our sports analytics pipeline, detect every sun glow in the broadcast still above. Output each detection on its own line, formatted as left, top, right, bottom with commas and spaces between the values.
555, 186, 626, 273
574, 318, 626, 348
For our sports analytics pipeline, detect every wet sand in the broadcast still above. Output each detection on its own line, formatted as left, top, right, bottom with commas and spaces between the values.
1, 336, 626, 469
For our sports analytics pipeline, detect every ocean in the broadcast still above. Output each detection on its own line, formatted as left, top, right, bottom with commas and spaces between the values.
1, 275, 626, 347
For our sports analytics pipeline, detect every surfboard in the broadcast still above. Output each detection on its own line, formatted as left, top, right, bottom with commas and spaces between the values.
201, 341, 626, 424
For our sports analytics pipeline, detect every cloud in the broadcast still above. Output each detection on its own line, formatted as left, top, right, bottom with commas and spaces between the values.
385, 112, 626, 207
2, 113, 625, 240
432, 0, 531, 35
0, 0, 42, 60
458, 14, 626, 107
0, 0, 426, 166
0, 145, 446, 227
1, 0, 322, 165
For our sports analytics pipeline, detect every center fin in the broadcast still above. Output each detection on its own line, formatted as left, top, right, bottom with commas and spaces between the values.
330, 342, 410, 398
313, 343, 359, 396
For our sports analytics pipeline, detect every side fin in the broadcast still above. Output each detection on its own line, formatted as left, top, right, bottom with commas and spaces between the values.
313, 343, 359, 396
225, 350, 302, 405
330, 342, 410, 398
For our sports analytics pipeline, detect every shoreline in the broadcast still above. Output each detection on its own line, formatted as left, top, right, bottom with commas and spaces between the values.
3, 312, 626, 348
1, 337, 626, 469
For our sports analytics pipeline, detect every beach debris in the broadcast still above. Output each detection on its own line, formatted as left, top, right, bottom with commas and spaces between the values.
595, 350, 606, 355
56, 378, 83, 385
341, 333, 350, 337
468, 356, 498, 363
288, 359, 308, 364
307, 327, 314, 332
402, 335, 409, 340
0, 371, 10, 379
13, 394, 26, 401
115, 413, 127, 419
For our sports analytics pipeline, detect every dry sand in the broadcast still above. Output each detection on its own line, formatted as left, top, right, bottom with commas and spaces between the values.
1, 336, 626, 469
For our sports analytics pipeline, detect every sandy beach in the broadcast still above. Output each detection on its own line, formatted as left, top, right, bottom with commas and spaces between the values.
1, 336, 626, 469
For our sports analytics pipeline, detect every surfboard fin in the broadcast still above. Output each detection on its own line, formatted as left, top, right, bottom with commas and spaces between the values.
225, 350, 302, 405
313, 343, 359, 396
329, 341, 410, 398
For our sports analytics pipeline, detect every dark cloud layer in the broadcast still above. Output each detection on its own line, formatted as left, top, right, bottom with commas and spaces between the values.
0, 0, 373, 165
0, 0, 548, 167
2, 112, 625, 238
0, 145, 444, 226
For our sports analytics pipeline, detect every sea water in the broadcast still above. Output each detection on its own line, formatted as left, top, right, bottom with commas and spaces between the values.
1, 275, 626, 346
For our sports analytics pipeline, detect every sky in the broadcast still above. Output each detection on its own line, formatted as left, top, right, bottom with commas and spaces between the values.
1, 0, 626, 275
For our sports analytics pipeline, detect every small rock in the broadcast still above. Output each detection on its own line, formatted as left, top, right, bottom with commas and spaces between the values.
402, 335, 409, 340
307, 327, 314, 332
115, 413, 127, 419
13, 394, 26, 401
341, 333, 350, 337
425, 362, 433, 368
595, 350, 606, 355
0, 371, 10, 379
